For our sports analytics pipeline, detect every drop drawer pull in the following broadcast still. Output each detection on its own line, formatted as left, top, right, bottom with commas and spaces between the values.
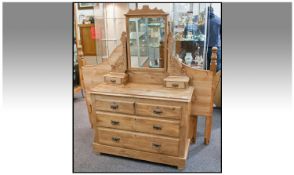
110, 103, 119, 110
110, 79, 116, 83
111, 120, 120, 125
153, 108, 162, 115
112, 137, 120, 142
153, 125, 162, 130
152, 143, 161, 148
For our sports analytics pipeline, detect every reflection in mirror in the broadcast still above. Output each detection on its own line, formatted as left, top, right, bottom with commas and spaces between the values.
128, 17, 165, 68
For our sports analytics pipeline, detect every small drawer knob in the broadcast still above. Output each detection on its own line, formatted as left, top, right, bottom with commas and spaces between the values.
112, 137, 120, 142
152, 143, 161, 149
153, 107, 162, 115
111, 120, 120, 125
153, 125, 162, 130
110, 102, 119, 110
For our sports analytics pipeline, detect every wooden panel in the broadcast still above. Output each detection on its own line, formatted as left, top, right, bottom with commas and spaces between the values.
134, 116, 180, 137
128, 71, 168, 85
97, 128, 179, 156
81, 62, 111, 92
136, 102, 182, 120
182, 64, 214, 116
95, 99, 135, 115
79, 24, 96, 56
96, 112, 135, 131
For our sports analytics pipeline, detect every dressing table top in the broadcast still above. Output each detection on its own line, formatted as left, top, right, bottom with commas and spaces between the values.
91, 83, 194, 102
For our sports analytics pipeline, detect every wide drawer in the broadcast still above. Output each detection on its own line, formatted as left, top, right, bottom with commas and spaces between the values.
96, 112, 180, 137
136, 103, 182, 120
95, 99, 135, 115
97, 128, 179, 156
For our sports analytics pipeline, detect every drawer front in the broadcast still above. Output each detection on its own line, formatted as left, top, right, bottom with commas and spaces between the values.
135, 117, 180, 137
98, 128, 179, 156
136, 103, 182, 119
104, 76, 122, 85
165, 81, 186, 89
96, 112, 179, 137
95, 99, 135, 115
96, 112, 135, 131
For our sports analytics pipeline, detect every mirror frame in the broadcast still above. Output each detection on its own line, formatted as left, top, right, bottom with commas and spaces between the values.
125, 5, 169, 72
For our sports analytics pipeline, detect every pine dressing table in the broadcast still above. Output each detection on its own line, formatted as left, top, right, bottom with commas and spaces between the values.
89, 5, 218, 169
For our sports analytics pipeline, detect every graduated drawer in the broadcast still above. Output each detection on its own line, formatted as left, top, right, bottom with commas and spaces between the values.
97, 128, 179, 156
96, 112, 180, 137
136, 102, 182, 120
95, 99, 135, 115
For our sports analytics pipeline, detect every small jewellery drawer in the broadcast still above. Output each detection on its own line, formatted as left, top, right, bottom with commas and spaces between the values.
164, 76, 189, 89
136, 103, 182, 120
96, 112, 180, 137
165, 81, 186, 89
104, 73, 128, 85
96, 112, 135, 131
95, 99, 135, 115
98, 128, 179, 156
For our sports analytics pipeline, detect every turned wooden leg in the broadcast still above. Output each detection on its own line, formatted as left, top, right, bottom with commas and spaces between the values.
204, 115, 212, 145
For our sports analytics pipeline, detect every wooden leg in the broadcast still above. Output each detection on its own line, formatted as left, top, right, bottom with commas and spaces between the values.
191, 115, 198, 144
204, 115, 212, 145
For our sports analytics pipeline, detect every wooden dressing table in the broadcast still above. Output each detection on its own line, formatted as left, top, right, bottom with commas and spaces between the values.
89, 5, 218, 169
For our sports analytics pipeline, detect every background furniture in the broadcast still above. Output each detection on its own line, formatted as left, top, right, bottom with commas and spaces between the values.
79, 24, 97, 56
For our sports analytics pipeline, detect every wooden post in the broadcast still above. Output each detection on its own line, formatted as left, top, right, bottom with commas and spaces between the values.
210, 47, 218, 75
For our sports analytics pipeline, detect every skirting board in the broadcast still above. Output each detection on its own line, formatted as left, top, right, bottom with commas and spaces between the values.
92, 139, 190, 169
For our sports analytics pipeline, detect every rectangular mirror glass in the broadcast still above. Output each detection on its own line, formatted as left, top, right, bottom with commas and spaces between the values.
128, 17, 165, 68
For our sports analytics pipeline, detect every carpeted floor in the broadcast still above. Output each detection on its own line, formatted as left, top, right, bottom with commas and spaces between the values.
74, 92, 221, 172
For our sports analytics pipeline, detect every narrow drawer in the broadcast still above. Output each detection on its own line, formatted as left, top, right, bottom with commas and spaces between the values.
135, 117, 180, 137
95, 99, 135, 115
164, 76, 189, 89
104, 76, 121, 84
136, 103, 182, 120
165, 81, 186, 89
98, 128, 179, 156
96, 112, 135, 131
104, 73, 128, 85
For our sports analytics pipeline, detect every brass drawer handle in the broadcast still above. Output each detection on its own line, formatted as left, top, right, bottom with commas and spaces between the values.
110, 102, 119, 110
110, 79, 116, 83
152, 143, 161, 149
172, 83, 179, 88
153, 108, 162, 115
111, 120, 120, 125
112, 137, 120, 142
153, 125, 162, 130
